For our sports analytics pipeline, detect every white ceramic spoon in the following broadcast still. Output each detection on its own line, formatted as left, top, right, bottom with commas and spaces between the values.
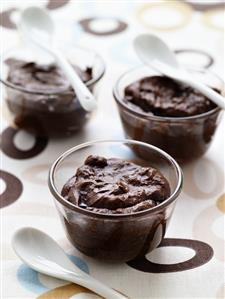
12, 227, 127, 299
134, 34, 225, 110
19, 6, 97, 112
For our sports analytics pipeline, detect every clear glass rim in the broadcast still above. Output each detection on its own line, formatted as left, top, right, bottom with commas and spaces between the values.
0, 45, 105, 95
113, 64, 222, 122
48, 139, 183, 219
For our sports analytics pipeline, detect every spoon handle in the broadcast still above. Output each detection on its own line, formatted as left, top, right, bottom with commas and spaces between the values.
52, 48, 97, 112
152, 60, 225, 110
67, 272, 128, 299
185, 78, 225, 110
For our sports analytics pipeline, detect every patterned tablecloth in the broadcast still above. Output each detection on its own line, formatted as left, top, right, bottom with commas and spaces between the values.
1, 1, 225, 298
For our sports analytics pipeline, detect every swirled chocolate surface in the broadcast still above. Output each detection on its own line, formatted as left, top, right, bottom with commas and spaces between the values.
6, 58, 92, 92
61, 155, 171, 214
124, 76, 217, 117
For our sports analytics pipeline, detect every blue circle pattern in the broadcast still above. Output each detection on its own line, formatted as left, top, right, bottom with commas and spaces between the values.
17, 255, 89, 294
17, 265, 48, 294
69, 255, 89, 274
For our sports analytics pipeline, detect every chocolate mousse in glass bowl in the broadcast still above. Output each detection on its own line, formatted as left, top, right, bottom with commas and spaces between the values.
0, 44, 105, 137
49, 140, 183, 262
113, 66, 224, 163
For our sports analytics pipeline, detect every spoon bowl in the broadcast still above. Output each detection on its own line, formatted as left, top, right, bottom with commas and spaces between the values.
134, 34, 225, 109
134, 34, 179, 70
12, 227, 83, 276
20, 6, 54, 47
12, 227, 127, 299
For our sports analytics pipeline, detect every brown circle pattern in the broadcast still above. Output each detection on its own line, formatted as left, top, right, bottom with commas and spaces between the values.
186, 1, 225, 12
0, 127, 48, 160
0, 8, 18, 29
174, 49, 214, 69
0, 1, 70, 30
193, 204, 224, 262
79, 17, 128, 36
46, 0, 70, 10
0, 170, 23, 208
127, 238, 213, 273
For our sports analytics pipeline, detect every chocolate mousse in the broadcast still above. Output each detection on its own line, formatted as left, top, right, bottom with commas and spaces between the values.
124, 76, 217, 117
5, 59, 93, 137
6, 59, 92, 91
117, 75, 221, 163
61, 155, 171, 214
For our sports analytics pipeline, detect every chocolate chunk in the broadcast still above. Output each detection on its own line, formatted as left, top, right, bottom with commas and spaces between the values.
85, 155, 108, 167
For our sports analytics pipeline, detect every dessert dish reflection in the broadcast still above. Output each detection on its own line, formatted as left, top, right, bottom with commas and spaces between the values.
61, 155, 171, 214
5, 59, 93, 137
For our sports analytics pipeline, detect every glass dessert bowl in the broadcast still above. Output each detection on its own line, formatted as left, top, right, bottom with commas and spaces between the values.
49, 140, 183, 262
113, 65, 224, 164
0, 44, 105, 137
